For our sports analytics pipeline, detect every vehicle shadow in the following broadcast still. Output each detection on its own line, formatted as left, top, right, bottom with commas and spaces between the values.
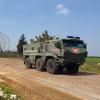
58, 70, 98, 76
75, 71, 98, 76
30, 67, 98, 76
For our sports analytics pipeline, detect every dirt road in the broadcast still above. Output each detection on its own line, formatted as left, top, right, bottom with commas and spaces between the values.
0, 58, 100, 100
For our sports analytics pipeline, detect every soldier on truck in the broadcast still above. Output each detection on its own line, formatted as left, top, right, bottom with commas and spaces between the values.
23, 36, 87, 74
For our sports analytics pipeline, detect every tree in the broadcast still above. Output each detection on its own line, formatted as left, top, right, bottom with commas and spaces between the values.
17, 34, 27, 55
35, 30, 54, 51
35, 30, 54, 42
0, 46, 3, 53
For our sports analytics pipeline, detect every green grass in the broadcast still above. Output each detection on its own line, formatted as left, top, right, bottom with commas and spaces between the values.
0, 82, 22, 100
86, 57, 100, 62
80, 57, 100, 74
0, 53, 18, 58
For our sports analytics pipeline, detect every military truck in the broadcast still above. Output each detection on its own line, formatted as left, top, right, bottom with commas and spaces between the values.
23, 36, 87, 74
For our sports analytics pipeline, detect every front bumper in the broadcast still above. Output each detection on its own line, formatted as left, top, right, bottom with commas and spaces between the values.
56, 57, 85, 66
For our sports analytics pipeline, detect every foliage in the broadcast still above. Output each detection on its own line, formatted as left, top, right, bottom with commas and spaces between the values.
35, 30, 54, 42
35, 30, 54, 50
0, 51, 18, 58
17, 34, 27, 55
86, 57, 100, 62
80, 57, 100, 74
0, 82, 21, 100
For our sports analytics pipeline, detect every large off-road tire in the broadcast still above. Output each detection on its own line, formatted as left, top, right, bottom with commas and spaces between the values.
46, 58, 58, 74
36, 58, 44, 71
25, 57, 32, 69
67, 63, 79, 74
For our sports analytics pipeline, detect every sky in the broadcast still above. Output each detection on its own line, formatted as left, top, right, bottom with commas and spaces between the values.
0, 0, 100, 56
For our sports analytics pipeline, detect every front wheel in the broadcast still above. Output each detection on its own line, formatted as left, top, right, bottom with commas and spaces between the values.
25, 57, 32, 69
67, 63, 79, 74
46, 58, 58, 74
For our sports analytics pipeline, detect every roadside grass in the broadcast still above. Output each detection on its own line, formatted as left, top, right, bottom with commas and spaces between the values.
0, 53, 19, 58
80, 57, 100, 74
0, 82, 22, 100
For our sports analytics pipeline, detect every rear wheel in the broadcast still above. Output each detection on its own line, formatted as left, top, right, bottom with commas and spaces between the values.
36, 58, 44, 71
25, 57, 32, 69
46, 58, 58, 74
67, 63, 79, 74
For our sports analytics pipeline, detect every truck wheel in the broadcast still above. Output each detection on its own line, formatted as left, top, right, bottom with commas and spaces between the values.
46, 58, 58, 74
67, 64, 79, 74
25, 57, 32, 69
36, 58, 44, 71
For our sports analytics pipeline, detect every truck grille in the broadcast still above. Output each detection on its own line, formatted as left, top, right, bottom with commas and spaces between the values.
63, 51, 86, 61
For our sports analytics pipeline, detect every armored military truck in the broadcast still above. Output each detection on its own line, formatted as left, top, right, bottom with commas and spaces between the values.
23, 36, 87, 74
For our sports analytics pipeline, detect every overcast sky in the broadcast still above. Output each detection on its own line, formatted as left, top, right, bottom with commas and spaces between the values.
0, 0, 100, 56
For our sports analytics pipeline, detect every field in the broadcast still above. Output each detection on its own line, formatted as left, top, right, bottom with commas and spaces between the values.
80, 57, 100, 74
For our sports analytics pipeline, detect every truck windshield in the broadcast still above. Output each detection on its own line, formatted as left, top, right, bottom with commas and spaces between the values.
63, 40, 85, 48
